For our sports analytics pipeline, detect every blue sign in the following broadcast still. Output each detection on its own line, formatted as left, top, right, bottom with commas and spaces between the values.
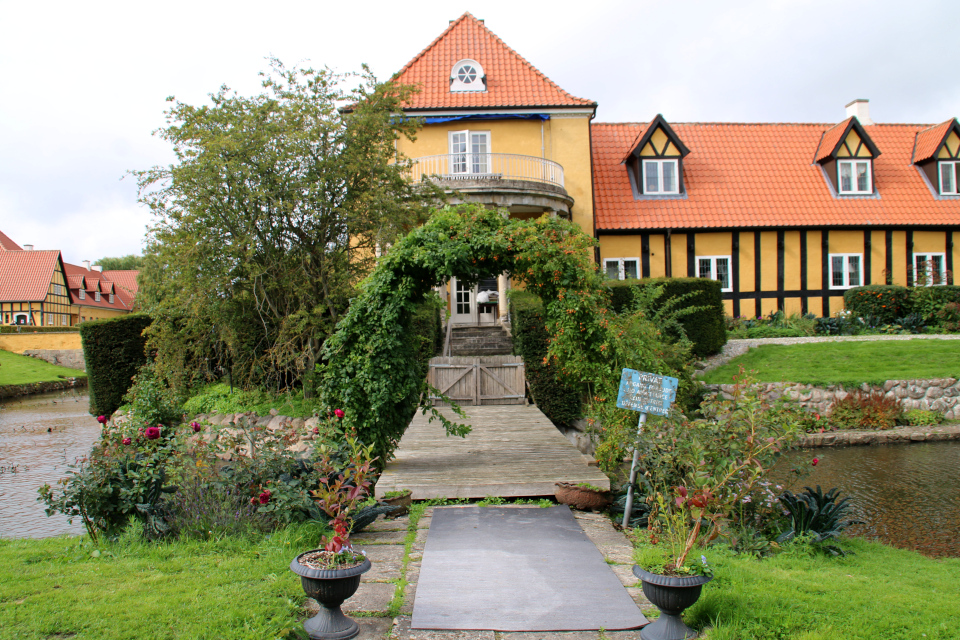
616, 369, 678, 416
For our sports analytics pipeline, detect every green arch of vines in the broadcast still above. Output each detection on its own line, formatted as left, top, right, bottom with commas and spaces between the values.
318, 204, 684, 465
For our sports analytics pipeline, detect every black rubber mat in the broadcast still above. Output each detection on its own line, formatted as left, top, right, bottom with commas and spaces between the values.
411, 506, 648, 631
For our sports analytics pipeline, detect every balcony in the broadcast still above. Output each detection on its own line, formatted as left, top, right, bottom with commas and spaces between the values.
405, 153, 573, 215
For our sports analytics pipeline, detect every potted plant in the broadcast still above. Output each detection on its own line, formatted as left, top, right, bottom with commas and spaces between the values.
290, 431, 377, 640
380, 488, 413, 516
554, 481, 611, 511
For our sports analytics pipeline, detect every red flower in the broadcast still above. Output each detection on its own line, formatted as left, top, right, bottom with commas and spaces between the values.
812, 457, 819, 466
145, 426, 161, 440
334, 409, 345, 419
313, 427, 319, 435
96, 415, 107, 424
122, 437, 132, 445
250, 497, 258, 505
191, 421, 201, 433
259, 490, 271, 504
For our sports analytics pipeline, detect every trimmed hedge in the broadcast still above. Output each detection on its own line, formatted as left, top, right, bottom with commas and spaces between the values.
608, 277, 727, 358
411, 297, 444, 380
80, 314, 152, 417
509, 291, 582, 427
843, 285, 913, 324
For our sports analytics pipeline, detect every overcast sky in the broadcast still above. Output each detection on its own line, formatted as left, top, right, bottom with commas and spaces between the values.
2, 0, 958, 264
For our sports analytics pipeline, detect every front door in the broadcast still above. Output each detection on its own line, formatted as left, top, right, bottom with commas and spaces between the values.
450, 277, 500, 326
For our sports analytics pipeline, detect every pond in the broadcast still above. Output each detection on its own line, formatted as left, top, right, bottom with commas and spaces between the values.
0, 391, 101, 539
775, 441, 960, 558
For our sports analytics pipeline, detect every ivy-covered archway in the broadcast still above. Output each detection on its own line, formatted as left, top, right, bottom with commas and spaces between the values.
318, 204, 686, 465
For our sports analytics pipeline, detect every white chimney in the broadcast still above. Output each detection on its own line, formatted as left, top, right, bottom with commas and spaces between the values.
23, 244, 33, 251
83, 260, 91, 270
845, 99, 873, 125
93, 265, 103, 272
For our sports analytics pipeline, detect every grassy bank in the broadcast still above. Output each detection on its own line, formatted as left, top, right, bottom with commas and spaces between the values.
671, 537, 960, 639
0, 350, 85, 387
702, 340, 960, 386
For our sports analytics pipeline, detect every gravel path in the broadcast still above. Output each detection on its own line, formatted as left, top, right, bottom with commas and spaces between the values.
699, 333, 960, 373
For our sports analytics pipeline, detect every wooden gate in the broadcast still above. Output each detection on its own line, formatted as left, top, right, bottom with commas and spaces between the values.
427, 355, 526, 406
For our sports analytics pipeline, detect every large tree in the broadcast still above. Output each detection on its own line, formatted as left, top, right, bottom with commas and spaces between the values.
135, 60, 440, 394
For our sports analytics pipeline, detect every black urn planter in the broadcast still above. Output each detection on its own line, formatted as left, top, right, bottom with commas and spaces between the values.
290, 551, 372, 640
633, 566, 712, 640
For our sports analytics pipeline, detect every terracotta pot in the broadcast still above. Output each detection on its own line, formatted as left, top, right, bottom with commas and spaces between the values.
633, 565, 712, 640
290, 550, 371, 640
554, 482, 612, 511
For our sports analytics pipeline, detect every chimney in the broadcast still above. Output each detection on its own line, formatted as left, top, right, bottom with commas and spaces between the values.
83, 260, 91, 270
23, 244, 33, 251
93, 265, 103, 272
845, 99, 873, 125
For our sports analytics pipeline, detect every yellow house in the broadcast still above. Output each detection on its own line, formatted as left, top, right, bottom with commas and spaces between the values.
392, 13, 596, 326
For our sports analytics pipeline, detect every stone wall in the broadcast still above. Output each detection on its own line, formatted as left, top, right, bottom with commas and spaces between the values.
0, 377, 88, 399
22, 349, 85, 371
705, 378, 960, 421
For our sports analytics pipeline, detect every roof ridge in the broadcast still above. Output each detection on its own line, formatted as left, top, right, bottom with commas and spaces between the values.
392, 12, 473, 80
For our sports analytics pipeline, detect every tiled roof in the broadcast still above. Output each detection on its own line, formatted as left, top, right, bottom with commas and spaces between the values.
814, 117, 853, 162
393, 13, 595, 111
102, 270, 139, 298
63, 263, 134, 311
0, 250, 60, 301
592, 121, 960, 231
0, 230, 23, 251
913, 119, 957, 163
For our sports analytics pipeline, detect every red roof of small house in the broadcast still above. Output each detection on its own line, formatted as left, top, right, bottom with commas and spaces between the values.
814, 118, 854, 162
0, 230, 23, 251
63, 263, 134, 311
102, 270, 139, 298
392, 12, 595, 111
0, 250, 62, 301
592, 121, 960, 231
913, 119, 958, 163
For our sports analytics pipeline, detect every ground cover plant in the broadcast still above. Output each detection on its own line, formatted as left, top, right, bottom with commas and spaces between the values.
700, 340, 960, 386
0, 350, 86, 387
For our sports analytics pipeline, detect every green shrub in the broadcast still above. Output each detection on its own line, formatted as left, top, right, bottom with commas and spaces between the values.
123, 362, 183, 429
80, 314, 152, 417
410, 293, 444, 379
843, 286, 912, 324
509, 290, 582, 427
911, 286, 960, 322
936, 302, 960, 332
608, 277, 727, 357
903, 409, 943, 426
828, 390, 903, 430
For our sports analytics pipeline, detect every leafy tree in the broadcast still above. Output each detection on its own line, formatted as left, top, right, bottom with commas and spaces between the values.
95, 255, 144, 271
134, 60, 440, 395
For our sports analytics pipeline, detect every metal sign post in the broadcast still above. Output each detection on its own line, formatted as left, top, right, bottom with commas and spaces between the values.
616, 369, 678, 528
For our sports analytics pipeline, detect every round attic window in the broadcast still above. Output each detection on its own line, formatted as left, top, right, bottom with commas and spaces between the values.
450, 59, 485, 92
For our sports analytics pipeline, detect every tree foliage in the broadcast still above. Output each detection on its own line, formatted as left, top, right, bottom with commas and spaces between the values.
95, 255, 144, 271
134, 60, 439, 394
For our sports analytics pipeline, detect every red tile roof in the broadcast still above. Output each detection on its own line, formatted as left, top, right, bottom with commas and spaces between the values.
593, 121, 960, 231
814, 117, 853, 162
393, 13, 595, 111
63, 263, 134, 311
0, 230, 23, 251
913, 119, 957, 163
103, 270, 139, 300
0, 250, 61, 301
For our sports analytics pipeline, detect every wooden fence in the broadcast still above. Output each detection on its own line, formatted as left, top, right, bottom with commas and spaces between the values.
427, 355, 526, 406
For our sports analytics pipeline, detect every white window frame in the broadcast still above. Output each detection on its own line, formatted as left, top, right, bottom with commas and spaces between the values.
448, 130, 491, 175
78, 289, 85, 300
603, 258, 640, 280
641, 159, 680, 195
61, 314, 69, 325
940, 161, 958, 195
450, 59, 485, 93
829, 253, 863, 289
94, 292, 100, 302
53, 284, 63, 295
913, 252, 947, 286
697, 256, 733, 292
838, 159, 872, 194
109, 293, 114, 304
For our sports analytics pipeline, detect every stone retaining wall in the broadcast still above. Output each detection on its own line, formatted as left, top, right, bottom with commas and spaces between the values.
798, 424, 960, 447
0, 377, 88, 399
705, 378, 960, 421
22, 349, 85, 371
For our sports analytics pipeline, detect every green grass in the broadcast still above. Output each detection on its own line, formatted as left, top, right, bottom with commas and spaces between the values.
0, 350, 86, 386
656, 537, 960, 639
701, 340, 960, 386
180, 382, 323, 418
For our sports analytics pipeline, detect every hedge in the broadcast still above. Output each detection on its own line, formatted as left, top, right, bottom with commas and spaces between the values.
410, 296, 444, 381
79, 314, 152, 417
608, 277, 727, 358
843, 285, 913, 324
509, 291, 582, 427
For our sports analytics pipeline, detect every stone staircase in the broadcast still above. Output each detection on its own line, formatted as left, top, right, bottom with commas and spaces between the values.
449, 325, 514, 356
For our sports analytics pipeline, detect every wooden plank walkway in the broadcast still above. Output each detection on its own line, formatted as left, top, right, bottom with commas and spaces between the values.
375, 405, 610, 500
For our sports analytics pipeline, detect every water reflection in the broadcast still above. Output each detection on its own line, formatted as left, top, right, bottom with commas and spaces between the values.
775, 442, 960, 558
0, 392, 101, 538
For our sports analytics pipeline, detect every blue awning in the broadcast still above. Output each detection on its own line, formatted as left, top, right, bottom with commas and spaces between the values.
421, 114, 550, 124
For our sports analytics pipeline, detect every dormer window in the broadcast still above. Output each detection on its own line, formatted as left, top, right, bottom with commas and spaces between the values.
109, 293, 114, 304
941, 161, 958, 195
643, 159, 679, 194
450, 59, 486, 92
621, 115, 690, 198
78, 289, 85, 300
95, 292, 100, 302
912, 119, 960, 196
838, 160, 872, 194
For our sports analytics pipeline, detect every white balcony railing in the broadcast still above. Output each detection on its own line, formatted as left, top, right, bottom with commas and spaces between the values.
405, 153, 565, 189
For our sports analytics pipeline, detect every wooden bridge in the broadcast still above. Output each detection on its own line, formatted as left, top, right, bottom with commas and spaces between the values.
374, 404, 610, 500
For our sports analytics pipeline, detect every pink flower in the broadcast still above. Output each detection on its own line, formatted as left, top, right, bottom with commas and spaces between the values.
258, 490, 271, 505
313, 427, 319, 435
145, 426, 161, 440
122, 437, 132, 445
191, 422, 201, 433
334, 409, 345, 419
812, 457, 819, 466
250, 497, 258, 505
96, 415, 107, 424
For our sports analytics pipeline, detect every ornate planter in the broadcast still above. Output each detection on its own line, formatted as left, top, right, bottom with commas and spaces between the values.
633, 566, 712, 640
554, 482, 611, 511
290, 551, 371, 640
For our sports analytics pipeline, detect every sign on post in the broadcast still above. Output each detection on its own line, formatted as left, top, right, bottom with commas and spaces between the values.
617, 369, 679, 527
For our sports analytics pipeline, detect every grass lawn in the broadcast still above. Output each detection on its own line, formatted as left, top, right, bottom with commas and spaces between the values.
672, 537, 960, 640
0, 349, 86, 387
701, 340, 960, 386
